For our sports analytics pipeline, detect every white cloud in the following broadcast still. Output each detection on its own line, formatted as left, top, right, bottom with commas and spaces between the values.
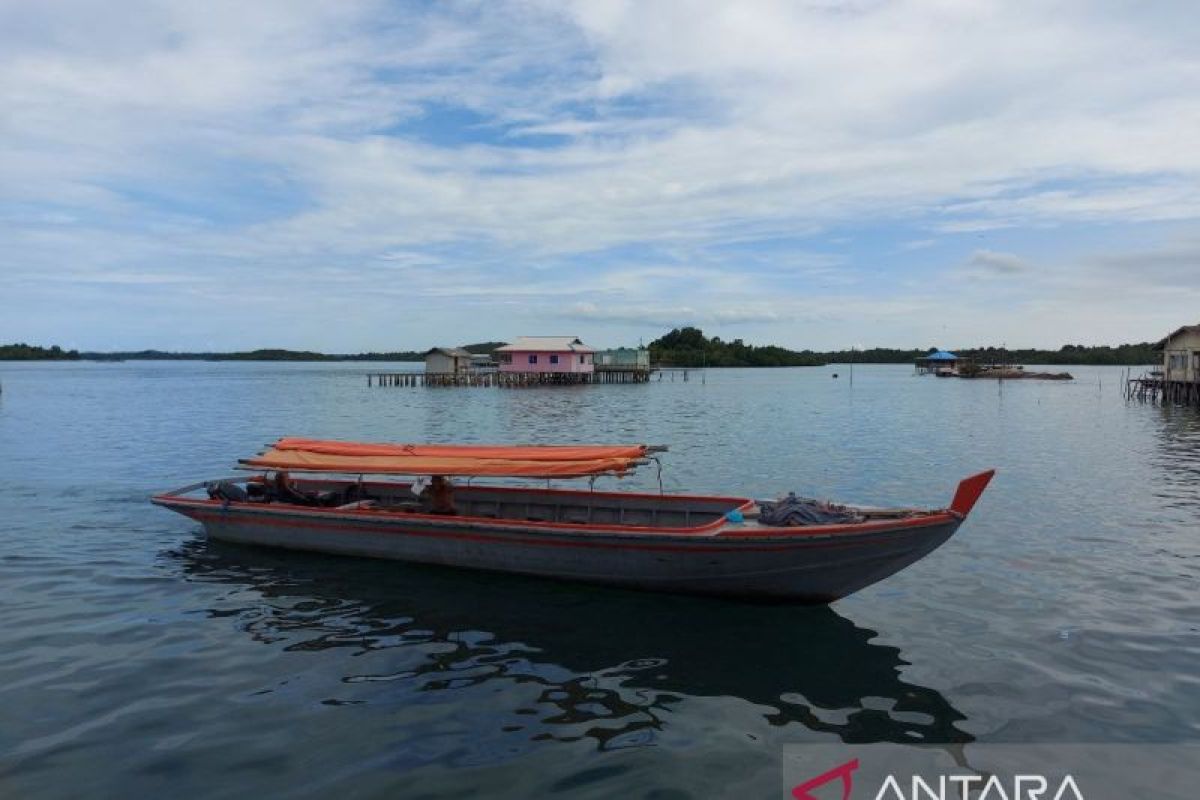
2, 1, 1200, 349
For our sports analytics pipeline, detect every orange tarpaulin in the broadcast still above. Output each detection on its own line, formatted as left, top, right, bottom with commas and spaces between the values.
271, 438, 647, 462
239, 438, 651, 477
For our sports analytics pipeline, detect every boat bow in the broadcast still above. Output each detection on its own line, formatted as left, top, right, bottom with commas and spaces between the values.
949, 469, 996, 518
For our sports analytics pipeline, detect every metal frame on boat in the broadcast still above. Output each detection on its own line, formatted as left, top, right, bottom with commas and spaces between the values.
153, 438, 995, 603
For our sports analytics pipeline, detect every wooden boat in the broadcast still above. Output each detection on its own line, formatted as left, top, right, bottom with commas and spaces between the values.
152, 438, 995, 603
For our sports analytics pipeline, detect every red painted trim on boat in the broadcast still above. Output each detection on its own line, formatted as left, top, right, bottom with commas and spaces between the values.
179, 507, 954, 554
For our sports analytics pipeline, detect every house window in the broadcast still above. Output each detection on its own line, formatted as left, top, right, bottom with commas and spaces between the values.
549, 354, 559, 364
528, 354, 538, 365
580, 355, 587, 364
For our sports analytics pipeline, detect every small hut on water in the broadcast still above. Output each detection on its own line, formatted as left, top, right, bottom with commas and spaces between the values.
915, 350, 962, 375
496, 337, 595, 374
595, 347, 650, 369
424, 347, 473, 374
1131, 323, 1200, 404
372, 336, 651, 387
1158, 324, 1200, 383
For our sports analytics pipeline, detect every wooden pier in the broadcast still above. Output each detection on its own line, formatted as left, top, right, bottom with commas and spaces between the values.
594, 365, 654, 383
1126, 375, 1200, 406
369, 366, 656, 388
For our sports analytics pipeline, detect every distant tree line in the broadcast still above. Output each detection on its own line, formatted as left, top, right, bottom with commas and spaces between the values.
82, 348, 343, 362
76, 344, 507, 362
818, 343, 1158, 366
4, 334, 1158, 366
648, 327, 824, 367
948, 343, 1159, 366
0, 343, 81, 360
646, 328, 1160, 367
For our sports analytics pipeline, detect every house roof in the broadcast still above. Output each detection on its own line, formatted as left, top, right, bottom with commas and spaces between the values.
1155, 324, 1200, 350
495, 336, 595, 353
425, 347, 472, 358
918, 350, 959, 361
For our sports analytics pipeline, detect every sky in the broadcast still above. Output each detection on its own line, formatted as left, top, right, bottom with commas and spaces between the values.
2, 0, 1198, 352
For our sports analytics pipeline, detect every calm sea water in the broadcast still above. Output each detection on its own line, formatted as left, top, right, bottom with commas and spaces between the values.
1, 362, 1197, 799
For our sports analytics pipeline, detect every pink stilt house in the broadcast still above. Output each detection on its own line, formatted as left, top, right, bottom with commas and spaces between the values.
496, 337, 596, 374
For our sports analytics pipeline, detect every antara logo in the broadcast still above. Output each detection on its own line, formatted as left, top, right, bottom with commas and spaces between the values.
790, 760, 1086, 800
792, 759, 860, 800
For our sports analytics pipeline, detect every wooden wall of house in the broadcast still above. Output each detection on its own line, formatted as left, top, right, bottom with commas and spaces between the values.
425, 352, 461, 374
1162, 329, 1200, 383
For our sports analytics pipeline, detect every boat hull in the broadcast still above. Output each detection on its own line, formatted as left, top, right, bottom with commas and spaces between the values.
156, 498, 963, 603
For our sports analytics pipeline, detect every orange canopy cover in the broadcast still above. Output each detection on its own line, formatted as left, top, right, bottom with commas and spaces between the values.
240, 438, 650, 477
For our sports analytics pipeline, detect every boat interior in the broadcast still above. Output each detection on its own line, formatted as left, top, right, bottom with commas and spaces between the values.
210, 475, 751, 530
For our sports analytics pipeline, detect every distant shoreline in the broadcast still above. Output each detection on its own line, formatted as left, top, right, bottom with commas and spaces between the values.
0, 352, 1157, 367
1, 331, 1160, 367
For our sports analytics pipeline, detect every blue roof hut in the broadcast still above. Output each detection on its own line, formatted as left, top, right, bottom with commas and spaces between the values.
915, 350, 962, 375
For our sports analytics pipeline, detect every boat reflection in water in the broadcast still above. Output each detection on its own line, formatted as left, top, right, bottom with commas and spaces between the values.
172, 538, 973, 750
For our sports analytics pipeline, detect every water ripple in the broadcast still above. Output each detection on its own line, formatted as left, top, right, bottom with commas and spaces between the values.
1, 362, 1197, 797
